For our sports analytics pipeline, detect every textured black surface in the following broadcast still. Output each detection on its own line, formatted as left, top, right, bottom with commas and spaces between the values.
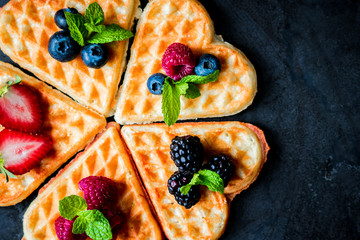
0, 0, 359, 239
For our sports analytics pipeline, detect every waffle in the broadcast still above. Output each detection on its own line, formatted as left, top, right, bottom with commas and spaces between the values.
0, 62, 106, 206
115, 0, 257, 124
0, 0, 141, 116
121, 122, 269, 239
23, 123, 163, 240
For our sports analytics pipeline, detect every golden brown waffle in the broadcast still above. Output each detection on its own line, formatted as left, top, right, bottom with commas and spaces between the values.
0, 0, 140, 116
0, 62, 106, 206
23, 123, 163, 240
115, 0, 257, 124
121, 122, 269, 239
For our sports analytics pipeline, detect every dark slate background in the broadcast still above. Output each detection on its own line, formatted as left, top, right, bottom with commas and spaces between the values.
0, 0, 359, 239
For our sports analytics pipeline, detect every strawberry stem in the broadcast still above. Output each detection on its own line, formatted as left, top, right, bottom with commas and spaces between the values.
0, 155, 17, 183
0, 75, 22, 97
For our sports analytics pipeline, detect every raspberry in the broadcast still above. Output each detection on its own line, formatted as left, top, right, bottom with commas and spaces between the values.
170, 135, 204, 173
54, 216, 87, 240
203, 154, 235, 187
78, 176, 117, 210
101, 210, 123, 229
161, 43, 195, 81
167, 171, 201, 209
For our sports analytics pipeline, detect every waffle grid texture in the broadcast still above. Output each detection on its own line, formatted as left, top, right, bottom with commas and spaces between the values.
121, 122, 269, 240
0, 0, 140, 116
23, 124, 163, 240
115, 0, 257, 124
0, 62, 106, 206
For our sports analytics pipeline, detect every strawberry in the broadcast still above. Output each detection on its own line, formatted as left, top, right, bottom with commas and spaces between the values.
0, 129, 53, 181
0, 76, 44, 133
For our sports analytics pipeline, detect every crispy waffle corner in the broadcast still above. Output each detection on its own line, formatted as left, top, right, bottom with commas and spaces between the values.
0, 62, 106, 206
115, 0, 257, 124
121, 122, 269, 240
0, 0, 141, 116
23, 123, 163, 240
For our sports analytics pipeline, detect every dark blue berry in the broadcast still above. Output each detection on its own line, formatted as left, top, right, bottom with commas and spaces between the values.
167, 171, 201, 209
81, 44, 109, 69
170, 135, 204, 173
147, 73, 166, 95
48, 30, 81, 62
194, 54, 221, 76
54, 8, 79, 30
203, 154, 235, 187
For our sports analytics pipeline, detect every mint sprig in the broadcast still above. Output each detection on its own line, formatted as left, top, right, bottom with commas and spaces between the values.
180, 169, 224, 195
0, 155, 17, 183
84, 2, 104, 26
161, 70, 220, 126
87, 24, 134, 44
162, 78, 181, 127
64, 3, 133, 46
64, 12, 87, 46
59, 195, 112, 240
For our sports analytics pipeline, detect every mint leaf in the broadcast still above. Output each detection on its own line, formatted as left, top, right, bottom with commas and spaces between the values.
59, 195, 87, 220
0, 156, 17, 183
65, 12, 87, 46
175, 82, 189, 95
180, 169, 224, 195
73, 216, 87, 234
184, 83, 201, 99
85, 23, 105, 34
82, 210, 112, 240
87, 24, 133, 44
162, 78, 181, 126
176, 70, 220, 85
85, 2, 104, 25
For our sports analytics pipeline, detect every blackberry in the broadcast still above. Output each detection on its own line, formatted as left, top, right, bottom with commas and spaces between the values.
167, 171, 201, 209
170, 135, 204, 173
203, 154, 235, 187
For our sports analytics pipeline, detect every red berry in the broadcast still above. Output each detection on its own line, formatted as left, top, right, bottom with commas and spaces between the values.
0, 129, 53, 175
54, 216, 87, 240
78, 176, 117, 210
0, 82, 44, 133
101, 209, 123, 229
161, 43, 195, 81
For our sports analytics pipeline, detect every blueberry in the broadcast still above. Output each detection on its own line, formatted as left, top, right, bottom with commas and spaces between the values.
48, 30, 81, 62
54, 8, 78, 30
147, 73, 166, 95
81, 44, 109, 69
194, 54, 221, 76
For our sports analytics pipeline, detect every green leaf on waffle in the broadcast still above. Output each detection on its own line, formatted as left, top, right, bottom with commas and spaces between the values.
79, 210, 112, 240
65, 12, 87, 46
85, 23, 106, 35
162, 78, 181, 126
176, 70, 220, 85
59, 195, 87, 220
180, 169, 224, 195
84, 2, 104, 25
0, 156, 17, 183
184, 83, 201, 99
73, 216, 87, 234
87, 24, 134, 44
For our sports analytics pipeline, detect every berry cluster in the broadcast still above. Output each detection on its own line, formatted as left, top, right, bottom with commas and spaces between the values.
147, 42, 221, 94
167, 135, 235, 209
49, 8, 108, 68
55, 176, 122, 240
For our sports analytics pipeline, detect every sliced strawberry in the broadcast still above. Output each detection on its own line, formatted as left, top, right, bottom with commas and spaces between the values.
0, 129, 53, 176
0, 78, 44, 133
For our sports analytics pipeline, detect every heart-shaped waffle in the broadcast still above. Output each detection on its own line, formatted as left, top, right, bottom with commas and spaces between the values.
115, 0, 257, 124
0, 0, 140, 116
121, 122, 269, 239
23, 123, 163, 239
0, 62, 106, 206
